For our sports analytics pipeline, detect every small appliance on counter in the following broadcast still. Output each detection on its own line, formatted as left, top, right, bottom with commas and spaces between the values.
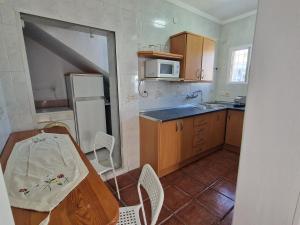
234, 96, 246, 107
145, 59, 180, 78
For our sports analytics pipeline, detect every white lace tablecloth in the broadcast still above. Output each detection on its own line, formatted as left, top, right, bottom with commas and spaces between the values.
4, 132, 89, 214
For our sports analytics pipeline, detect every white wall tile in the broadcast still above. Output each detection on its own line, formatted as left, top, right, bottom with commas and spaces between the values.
0, 78, 11, 152
3, 25, 24, 71
215, 15, 256, 101
0, 28, 10, 71
0, 4, 16, 24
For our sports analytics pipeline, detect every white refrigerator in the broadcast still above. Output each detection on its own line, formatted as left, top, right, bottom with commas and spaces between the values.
66, 74, 107, 153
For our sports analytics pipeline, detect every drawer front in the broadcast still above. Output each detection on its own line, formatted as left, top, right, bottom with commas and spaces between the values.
194, 126, 209, 135
194, 119, 209, 128
194, 114, 210, 127
193, 137, 206, 147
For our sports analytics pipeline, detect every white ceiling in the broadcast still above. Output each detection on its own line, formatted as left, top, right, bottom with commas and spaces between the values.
166, 0, 258, 24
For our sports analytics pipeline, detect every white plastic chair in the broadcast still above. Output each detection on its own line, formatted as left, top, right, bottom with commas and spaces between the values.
88, 131, 120, 199
117, 164, 164, 225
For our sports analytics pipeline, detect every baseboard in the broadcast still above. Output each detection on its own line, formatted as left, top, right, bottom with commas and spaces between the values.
223, 144, 240, 154
158, 145, 223, 177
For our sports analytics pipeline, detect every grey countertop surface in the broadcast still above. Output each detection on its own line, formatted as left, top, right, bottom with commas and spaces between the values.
140, 102, 245, 122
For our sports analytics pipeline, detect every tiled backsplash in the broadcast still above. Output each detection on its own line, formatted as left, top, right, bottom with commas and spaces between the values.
139, 81, 215, 111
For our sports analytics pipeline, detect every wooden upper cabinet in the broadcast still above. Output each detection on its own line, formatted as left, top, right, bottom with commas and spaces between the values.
185, 34, 204, 81
170, 32, 215, 82
225, 110, 245, 147
202, 38, 216, 81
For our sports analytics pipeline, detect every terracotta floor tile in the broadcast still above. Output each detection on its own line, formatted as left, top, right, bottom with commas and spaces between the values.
107, 150, 240, 225
220, 209, 234, 225
107, 173, 135, 191
181, 163, 200, 175
160, 177, 171, 189
164, 169, 186, 185
141, 199, 172, 225
160, 216, 185, 225
164, 186, 192, 212
197, 189, 234, 218
176, 201, 218, 225
213, 179, 236, 200
210, 150, 238, 160
128, 167, 142, 181
187, 168, 221, 186
174, 176, 207, 196
120, 185, 148, 206
223, 170, 238, 185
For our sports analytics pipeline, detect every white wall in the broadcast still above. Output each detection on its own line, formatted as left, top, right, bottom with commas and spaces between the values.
24, 36, 83, 101
215, 15, 256, 101
233, 0, 300, 224
0, 79, 11, 152
35, 23, 109, 73
0, 166, 14, 225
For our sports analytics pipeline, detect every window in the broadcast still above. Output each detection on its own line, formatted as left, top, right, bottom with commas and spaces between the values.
229, 46, 252, 83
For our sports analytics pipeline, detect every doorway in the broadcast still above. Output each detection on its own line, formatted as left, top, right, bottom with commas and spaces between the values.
21, 14, 122, 169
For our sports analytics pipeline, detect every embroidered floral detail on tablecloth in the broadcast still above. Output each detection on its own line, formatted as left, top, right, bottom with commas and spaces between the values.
18, 173, 69, 197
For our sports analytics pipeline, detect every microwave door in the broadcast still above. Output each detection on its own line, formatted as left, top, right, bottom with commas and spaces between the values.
160, 63, 174, 77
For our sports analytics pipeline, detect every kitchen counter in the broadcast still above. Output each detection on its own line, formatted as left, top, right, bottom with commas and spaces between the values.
140, 102, 245, 122
36, 107, 72, 114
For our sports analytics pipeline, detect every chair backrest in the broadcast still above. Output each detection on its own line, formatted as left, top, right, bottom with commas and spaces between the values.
92, 131, 115, 161
138, 164, 164, 225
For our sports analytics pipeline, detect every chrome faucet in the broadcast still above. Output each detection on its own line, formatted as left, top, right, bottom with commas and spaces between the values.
186, 90, 203, 103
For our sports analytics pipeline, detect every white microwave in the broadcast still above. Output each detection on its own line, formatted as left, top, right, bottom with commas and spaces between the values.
145, 59, 180, 78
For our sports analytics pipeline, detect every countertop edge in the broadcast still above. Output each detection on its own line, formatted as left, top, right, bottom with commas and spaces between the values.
139, 107, 244, 122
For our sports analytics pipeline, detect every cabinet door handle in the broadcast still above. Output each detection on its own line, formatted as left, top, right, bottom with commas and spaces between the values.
176, 122, 178, 132
201, 69, 204, 80
180, 121, 183, 131
196, 69, 200, 79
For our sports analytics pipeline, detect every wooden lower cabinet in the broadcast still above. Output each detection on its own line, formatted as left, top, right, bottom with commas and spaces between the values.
225, 110, 244, 147
180, 117, 194, 161
225, 110, 245, 153
159, 120, 181, 171
140, 110, 227, 177
193, 114, 211, 154
209, 111, 227, 149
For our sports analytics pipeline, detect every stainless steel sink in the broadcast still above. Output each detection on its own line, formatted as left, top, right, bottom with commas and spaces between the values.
196, 103, 226, 110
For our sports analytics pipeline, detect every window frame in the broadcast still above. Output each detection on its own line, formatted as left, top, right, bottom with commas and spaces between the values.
227, 45, 252, 84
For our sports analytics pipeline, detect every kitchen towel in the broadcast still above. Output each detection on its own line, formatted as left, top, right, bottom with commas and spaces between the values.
4, 132, 89, 223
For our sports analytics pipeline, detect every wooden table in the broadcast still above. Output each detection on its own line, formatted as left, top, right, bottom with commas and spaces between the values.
0, 127, 119, 225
